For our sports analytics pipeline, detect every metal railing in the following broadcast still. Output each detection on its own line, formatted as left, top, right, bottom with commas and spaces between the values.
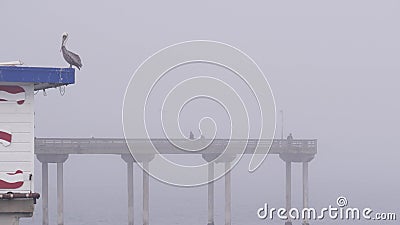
34, 138, 317, 155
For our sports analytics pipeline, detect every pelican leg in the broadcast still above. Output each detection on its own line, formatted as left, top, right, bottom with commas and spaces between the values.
69, 64, 72, 68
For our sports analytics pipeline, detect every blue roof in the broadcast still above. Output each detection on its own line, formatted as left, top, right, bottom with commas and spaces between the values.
0, 66, 75, 90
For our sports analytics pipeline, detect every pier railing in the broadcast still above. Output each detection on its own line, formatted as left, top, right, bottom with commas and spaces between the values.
35, 138, 317, 155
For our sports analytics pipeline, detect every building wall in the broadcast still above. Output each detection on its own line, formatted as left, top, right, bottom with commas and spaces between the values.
0, 83, 34, 193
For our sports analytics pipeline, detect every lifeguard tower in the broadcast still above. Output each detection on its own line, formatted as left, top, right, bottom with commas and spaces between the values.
0, 66, 75, 225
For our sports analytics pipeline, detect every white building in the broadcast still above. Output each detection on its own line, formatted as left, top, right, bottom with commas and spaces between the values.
0, 66, 75, 225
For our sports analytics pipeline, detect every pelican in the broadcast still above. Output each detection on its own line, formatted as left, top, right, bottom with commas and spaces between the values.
61, 32, 82, 70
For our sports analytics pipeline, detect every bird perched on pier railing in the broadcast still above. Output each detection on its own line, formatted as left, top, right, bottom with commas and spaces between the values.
61, 32, 82, 70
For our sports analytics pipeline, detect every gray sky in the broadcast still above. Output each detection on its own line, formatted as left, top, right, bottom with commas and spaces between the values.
2, 0, 399, 224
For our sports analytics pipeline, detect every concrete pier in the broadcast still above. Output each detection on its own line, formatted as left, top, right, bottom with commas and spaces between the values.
279, 148, 314, 225
34, 138, 317, 225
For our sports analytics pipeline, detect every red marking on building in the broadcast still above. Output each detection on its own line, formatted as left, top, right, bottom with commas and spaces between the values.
0, 170, 24, 189
0, 130, 12, 147
0, 85, 26, 105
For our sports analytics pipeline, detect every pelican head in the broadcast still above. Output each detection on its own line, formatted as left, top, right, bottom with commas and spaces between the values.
61, 32, 69, 48
62, 32, 68, 39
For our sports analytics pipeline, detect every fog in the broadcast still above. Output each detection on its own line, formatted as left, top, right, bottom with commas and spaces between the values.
1, 0, 399, 224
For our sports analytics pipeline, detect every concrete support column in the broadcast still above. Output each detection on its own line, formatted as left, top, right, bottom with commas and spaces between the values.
122, 154, 135, 225
135, 154, 154, 225
302, 162, 309, 225
143, 161, 149, 225
128, 162, 134, 225
42, 162, 49, 225
285, 161, 292, 225
36, 154, 69, 225
203, 153, 218, 225
225, 162, 231, 225
207, 163, 214, 225
57, 163, 64, 225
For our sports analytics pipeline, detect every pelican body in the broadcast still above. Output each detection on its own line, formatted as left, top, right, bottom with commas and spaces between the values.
61, 32, 82, 70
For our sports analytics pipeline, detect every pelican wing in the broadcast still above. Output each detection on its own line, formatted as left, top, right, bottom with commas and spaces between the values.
67, 50, 82, 67
62, 47, 83, 69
